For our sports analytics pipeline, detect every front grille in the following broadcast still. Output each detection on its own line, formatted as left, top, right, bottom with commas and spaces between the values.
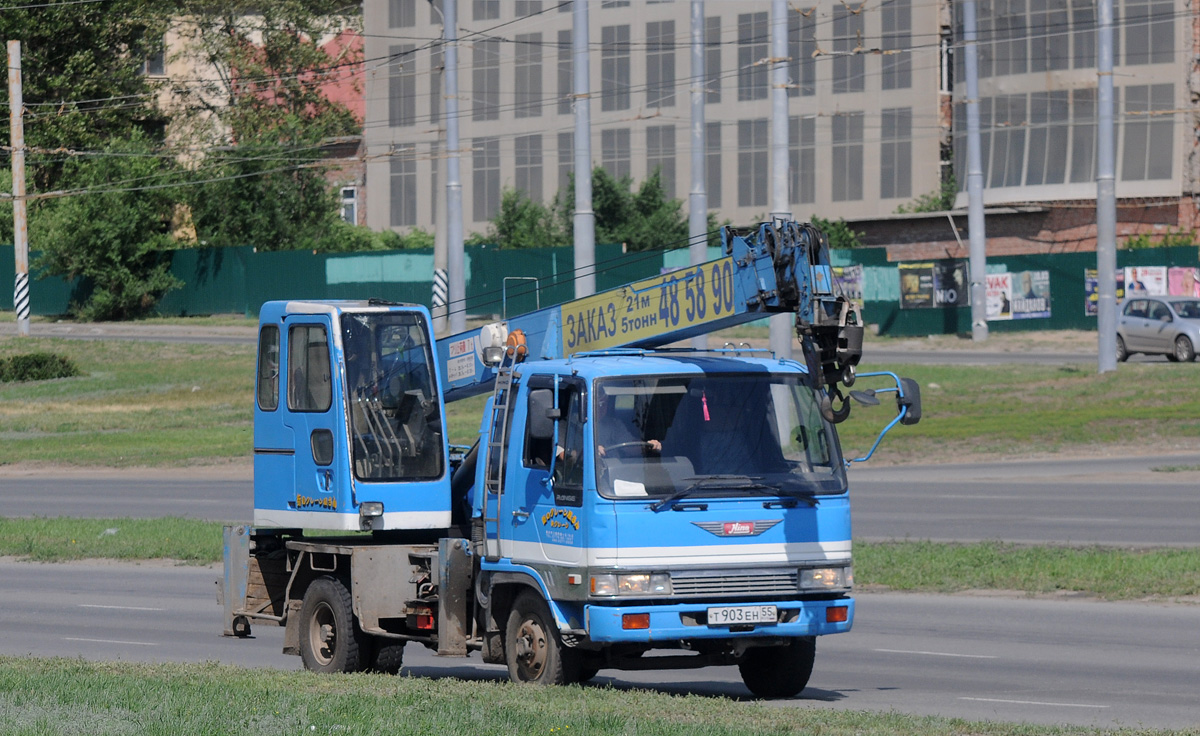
669, 571, 798, 598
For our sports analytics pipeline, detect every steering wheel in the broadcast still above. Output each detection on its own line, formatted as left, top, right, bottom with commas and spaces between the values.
604, 441, 651, 457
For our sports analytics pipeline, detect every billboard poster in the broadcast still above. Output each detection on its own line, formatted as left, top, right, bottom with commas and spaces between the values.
1011, 270, 1051, 319
1084, 268, 1125, 316
933, 260, 969, 307
985, 273, 1012, 321
899, 263, 935, 309
1125, 266, 1167, 296
1168, 267, 1200, 297
832, 264, 863, 301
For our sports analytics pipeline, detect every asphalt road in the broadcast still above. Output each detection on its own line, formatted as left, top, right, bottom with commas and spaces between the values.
6, 454, 1198, 546
2, 559, 1195, 730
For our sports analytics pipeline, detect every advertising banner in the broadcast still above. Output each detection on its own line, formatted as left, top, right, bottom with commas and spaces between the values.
1168, 267, 1200, 297
1011, 270, 1051, 319
899, 263, 935, 309
1084, 269, 1126, 316
832, 264, 863, 301
933, 260, 969, 307
1125, 266, 1167, 296
985, 273, 1012, 321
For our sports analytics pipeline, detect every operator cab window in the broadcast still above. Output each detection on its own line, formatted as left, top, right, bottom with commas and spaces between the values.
288, 325, 331, 412
257, 325, 280, 411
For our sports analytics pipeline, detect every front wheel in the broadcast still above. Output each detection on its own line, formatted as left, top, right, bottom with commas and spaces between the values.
738, 637, 816, 699
1174, 335, 1195, 363
298, 576, 369, 673
505, 591, 579, 685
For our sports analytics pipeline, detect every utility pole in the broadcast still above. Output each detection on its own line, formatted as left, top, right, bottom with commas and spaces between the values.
688, 0, 707, 350
443, 0, 465, 333
572, 0, 595, 299
962, 0, 988, 342
768, 0, 792, 360
1095, 0, 1117, 372
8, 40, 29, 337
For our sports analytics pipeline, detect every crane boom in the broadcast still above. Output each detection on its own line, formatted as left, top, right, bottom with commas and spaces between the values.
436, 220, 863, 413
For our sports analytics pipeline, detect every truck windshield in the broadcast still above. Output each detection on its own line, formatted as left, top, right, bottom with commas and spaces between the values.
593, 374, 845, 500
341, 312, 443, 482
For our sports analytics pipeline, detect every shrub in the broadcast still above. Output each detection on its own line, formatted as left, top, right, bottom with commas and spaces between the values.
0, 352, 82, 382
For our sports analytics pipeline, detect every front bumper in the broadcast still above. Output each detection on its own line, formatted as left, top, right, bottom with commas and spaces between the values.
584, 597, 853, 643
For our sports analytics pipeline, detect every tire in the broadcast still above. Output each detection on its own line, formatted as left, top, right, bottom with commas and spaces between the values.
369, 638, 405, 674
1174, 335, 1195, 363
298, 576, 369, 673
738, 637, 816, 699
505, 590, 579, 685
1116, 335, 1128, 363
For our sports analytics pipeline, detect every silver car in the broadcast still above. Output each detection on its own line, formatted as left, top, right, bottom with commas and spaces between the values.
1117, 296, 1200, 362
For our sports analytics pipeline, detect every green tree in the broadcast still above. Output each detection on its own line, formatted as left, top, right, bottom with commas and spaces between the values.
31, 135, 182, 320
810, 216, 865, 249
895, 171, 958, 214
470, 189, 568, 248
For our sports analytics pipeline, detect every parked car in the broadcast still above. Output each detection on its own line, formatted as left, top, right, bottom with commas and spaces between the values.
1117, 296, 1200, 362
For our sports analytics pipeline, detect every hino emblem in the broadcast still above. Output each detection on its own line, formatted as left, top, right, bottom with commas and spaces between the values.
692, 519, 782, 537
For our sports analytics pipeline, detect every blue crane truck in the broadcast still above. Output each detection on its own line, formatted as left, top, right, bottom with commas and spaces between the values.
219, 221, 920, 697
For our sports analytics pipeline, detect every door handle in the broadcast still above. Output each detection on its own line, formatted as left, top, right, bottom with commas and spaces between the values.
512, 510, 530, 521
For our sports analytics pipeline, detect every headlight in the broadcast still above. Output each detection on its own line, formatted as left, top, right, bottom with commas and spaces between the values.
590, 572, 672, 597
800, 566, 852, 590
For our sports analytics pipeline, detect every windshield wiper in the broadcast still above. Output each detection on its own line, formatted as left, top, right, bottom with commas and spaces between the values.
650, 475, 776, 512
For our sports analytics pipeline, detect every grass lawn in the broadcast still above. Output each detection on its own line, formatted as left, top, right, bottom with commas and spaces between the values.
0, 657, 1171, 736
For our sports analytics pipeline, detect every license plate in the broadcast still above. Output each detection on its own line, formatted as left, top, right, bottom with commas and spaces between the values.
706, 605, 777, 626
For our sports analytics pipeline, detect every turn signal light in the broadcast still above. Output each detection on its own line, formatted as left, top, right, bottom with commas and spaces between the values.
826, 606, 848, 623
622, 613, 650, 630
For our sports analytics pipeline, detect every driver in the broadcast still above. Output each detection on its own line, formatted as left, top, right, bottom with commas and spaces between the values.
594, 388, 661, 457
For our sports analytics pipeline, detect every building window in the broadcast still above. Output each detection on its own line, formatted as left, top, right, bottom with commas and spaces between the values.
601, 25, 631, 111
473, 137, 501, 222
1122, 84, 1173, 181
143, 46, 165, 76
601, 128, 631, 180
1072, 0, 1095, 69
646, 20, 676, 108
1025, 91, 1069, 186
430, 44, 443, 124
340, 187, 358, 224
789, 116, 815, 205
832, 5, 864, 93
646, 125, 676, 198
737, 12, 768, 101
515, 134, 544, 202
558, 132, 573, 193
1070, 88, 1096, 183
831, 112, 864, 202
430, 142, 439, 223
1030, 0, 1069, 72
881, 0, 911, 90
706, 122, 722, 209
473, 0, 499, 21
515, 0, 542, 16
990, 0, 1028, 77
602, 1, 630, 7
989, 94, 1026, 188
390, 153, 417, 227
705, 16, 721, 103
389, 0, 415, 27
558, 29, 572, 115
389, 45, 416, 127
473, 39, 500, 121
789, 7, 816, 97
1125, 0, 1173, 65
515, 33, 543, 119
880, 108, 912, 200
737, 119, 768, 207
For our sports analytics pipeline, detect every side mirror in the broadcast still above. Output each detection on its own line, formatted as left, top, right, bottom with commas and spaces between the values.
897, 377, 922, 426
528, 388, 556, 441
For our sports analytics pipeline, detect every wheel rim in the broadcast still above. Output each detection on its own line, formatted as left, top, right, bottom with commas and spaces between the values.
1176, 339, 1190, 361
513, 616, 549, 681
308, 601, 337, 667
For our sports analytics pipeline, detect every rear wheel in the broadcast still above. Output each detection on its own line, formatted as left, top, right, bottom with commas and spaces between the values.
369, 638, 405, 674
1174, 335, 1195, 363
1116, 335, 1129, 362
298, 576, 369, 673
738, 637, 816, 699
505, 591, 579, 685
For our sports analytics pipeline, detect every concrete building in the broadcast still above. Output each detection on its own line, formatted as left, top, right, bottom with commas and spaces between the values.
363, 0, 1197, 252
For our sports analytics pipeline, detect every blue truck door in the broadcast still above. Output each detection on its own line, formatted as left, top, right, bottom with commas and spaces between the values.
284, 319, 345, 517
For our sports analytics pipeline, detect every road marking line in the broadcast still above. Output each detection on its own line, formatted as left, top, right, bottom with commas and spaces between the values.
79, 604, 164, 612
960, 697, 1109, 709
63, 637, 157, 647
874, 648, 997, 659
